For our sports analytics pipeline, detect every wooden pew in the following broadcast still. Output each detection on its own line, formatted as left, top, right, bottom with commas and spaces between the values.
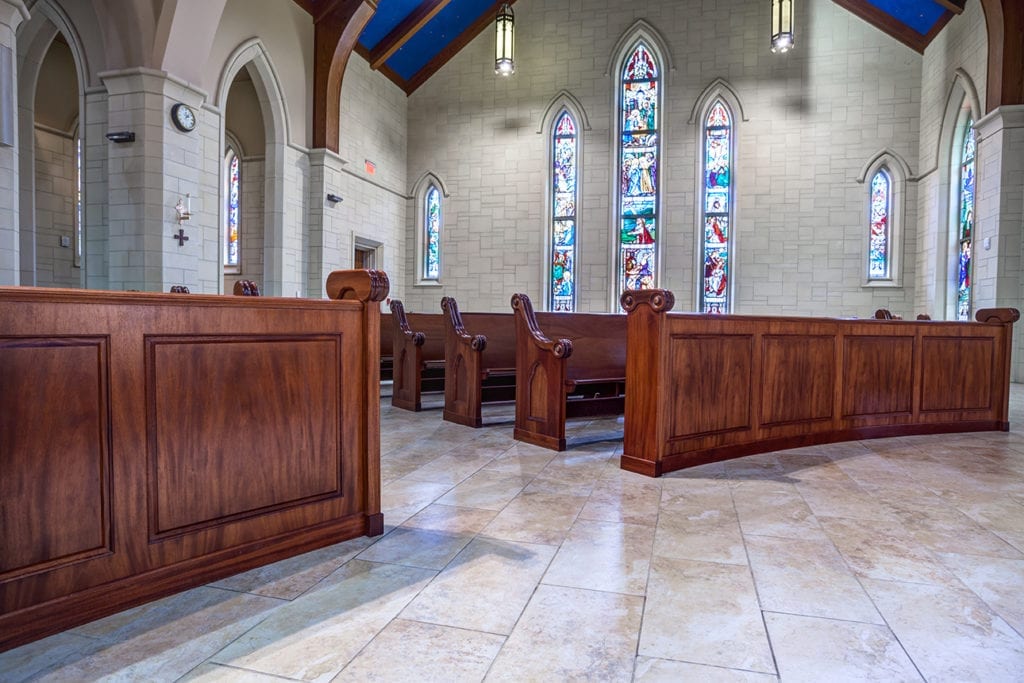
380, 312, 393, 382
233, 279, 261, 295
510, 293, 627, 451
440, 297, 517, 427
621, 289, 1018, 477
0, 269, 388, 651
389, 299, 445, 411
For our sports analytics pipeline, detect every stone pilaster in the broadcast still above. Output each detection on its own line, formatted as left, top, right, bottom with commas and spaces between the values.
99, 68, 214, 292
307, 149, 346, 297
0, 0, 28, 285
973, 106, 1024, 379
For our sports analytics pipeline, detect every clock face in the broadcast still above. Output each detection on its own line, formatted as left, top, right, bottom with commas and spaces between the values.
171, 103, 196, 132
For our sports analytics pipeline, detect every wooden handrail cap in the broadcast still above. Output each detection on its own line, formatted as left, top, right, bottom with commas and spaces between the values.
326, 269, 390, 302
975, 308, 1020, 324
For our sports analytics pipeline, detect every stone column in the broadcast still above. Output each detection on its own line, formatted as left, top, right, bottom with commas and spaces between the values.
973, 106, 1024, 380
99, 68, 217, 292
307, 149, 347, 297
0, 0, 28, 285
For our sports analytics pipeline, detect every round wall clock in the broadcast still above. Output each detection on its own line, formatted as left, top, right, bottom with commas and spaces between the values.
171, 103, 197, 132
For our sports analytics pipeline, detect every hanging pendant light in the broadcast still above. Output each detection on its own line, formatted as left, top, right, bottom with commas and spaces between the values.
771, 0, 794, 53
495, 3, 515, 75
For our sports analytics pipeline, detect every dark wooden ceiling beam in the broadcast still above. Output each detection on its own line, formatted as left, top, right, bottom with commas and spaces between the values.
312, 0, 377, 151
369, 0, 453, 70
979, 0, 1024, 109
831, 0, 946, 53
933, 0, 966, 14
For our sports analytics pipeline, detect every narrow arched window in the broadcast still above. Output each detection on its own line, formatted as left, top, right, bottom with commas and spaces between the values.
224, 149, 241, 269
868, 168, 891, 280
424, 184, 441, 280
551, 111, 578, 311
618, 43, 659, 299
956, 119, 975, 321
701, 100, 732, 313
75, 135, 82, 268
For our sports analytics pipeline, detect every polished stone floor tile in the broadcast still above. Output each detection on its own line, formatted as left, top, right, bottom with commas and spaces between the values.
639, 556, 775, 674
732, 482, 828, 541
179, 663, 291, 681
0, 632, 98, 683
335, 619, 505, 682
653, 503, 748, 565
485, 584, 643, 682
399, 537, 557, 635
211, 535, 379, 599
380, 478, 454, 526
745, 535, 882, 624
211, 560, 436, 682
481, 488, 588, 545
44, 587, 283, 681
578, 476, 662, 526
633, 657, 778, 682
818, 516, 958, 586
861, 577, 1024, 681
935, 552, 1024, 635
542, 518, 655, 595
356, 504, 497, 570
764, 612, 921, 682
434, 469, 534, 510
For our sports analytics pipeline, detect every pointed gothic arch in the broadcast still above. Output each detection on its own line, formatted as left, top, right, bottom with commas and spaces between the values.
215, 38, 290, 295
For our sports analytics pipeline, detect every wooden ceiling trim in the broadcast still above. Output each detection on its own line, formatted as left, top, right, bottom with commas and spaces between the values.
369, 0, 453, 70
831, 0, 934, 53
980, 0, 1024, 108
933, 0, 966, 14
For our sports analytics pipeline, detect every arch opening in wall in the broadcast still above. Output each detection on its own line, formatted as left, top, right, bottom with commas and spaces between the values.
216, 40, 289, 296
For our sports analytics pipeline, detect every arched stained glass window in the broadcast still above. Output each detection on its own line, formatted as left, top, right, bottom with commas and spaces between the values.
868, 168, 891, 280
956, 119, 975, 321
75, 136, 82, 268
424, 184, 441, 280
224, 150, 240, 268
551, 111, 578, 311
701, 100, 732, 313
618, 43, 659, 299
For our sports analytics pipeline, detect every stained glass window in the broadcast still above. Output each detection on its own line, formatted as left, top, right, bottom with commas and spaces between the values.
701, 101, 732, 313
224, 151, 240, 268
551, 111, 578, 311
424, 185, 440, 280
956, 119, 975, 321
868, 168, 891, 280
75, 136, 82, 267
618, 43, 659, 299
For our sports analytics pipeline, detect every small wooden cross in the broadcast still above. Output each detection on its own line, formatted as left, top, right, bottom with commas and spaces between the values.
171, 228, 189, 247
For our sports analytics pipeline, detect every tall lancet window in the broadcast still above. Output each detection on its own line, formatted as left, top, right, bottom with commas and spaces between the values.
551, 111, 578, 311
618, 43, 659, 299
701, 100, 733, 313
224, 149, 240, 269
956, 119, 975, 321
868, 168, 892, 280
424, 184, 441, 280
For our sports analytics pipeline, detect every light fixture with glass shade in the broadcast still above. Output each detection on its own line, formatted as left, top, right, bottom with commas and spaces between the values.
771, 0, 794, 53
495, 3, 515, 75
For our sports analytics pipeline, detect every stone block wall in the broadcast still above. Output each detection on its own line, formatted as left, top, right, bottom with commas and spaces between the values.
32, 126, 77, 287
403, 0, 927, 316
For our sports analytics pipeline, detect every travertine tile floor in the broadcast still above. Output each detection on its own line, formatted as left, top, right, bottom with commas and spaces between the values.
4, 389, 1024, 682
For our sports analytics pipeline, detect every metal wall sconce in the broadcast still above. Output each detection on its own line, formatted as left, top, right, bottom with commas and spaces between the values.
326, 193, 343, 203
175, 193, 192, 223
105, 131, 135, 143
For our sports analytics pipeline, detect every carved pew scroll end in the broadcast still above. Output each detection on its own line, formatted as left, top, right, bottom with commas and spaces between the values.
326, 269, 390, 303
511, 292, 573, 359
620, 288, 675, 314
976, 308, 1020, 324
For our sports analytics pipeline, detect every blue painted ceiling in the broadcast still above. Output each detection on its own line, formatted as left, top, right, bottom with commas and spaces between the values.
295, 0, 966, 95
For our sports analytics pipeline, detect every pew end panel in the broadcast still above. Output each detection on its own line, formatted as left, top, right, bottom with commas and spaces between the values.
0, 269, 387, 652
511, 293, 573, 451
621, 289, 1018, 477
441, 297, 488, 427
